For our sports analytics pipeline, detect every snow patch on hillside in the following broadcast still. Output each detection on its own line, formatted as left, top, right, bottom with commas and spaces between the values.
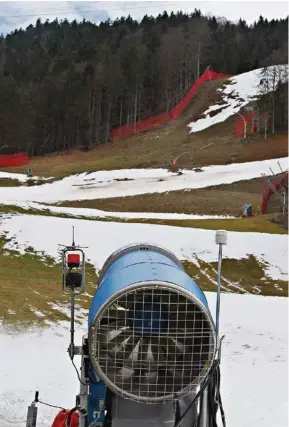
188, 64, 288, 133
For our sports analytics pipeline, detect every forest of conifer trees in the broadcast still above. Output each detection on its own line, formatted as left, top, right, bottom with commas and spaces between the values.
0, 10, 288, 155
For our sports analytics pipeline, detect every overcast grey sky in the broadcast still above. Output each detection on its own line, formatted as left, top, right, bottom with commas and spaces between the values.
0, 1, 288, 35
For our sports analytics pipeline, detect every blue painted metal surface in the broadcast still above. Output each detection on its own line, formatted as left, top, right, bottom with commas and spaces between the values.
89, 246, 209, 328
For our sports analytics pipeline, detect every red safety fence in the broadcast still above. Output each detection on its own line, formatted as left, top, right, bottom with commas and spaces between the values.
170, 70, 231, 120
261, 171, 288, 214
0, 152, 29, 167
111, 68, 232, 140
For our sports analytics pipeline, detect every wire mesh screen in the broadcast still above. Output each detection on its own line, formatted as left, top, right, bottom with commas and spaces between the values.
89, 285, 216, 403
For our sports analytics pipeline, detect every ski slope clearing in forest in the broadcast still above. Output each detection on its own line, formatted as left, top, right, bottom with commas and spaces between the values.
0, 157, 287, 203
188, 64, 288, 133
0, 292, 287, 427
0, 213, 287, 281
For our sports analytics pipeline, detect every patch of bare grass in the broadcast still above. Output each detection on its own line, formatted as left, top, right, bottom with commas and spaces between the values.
0, 234, 98, 329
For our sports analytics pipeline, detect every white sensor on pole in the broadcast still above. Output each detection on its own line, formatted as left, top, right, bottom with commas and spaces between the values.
215, 229, 227, 246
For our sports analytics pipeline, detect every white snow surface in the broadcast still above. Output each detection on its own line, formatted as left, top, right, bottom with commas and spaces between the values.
0, 293, 287, 427
188, 64, 288, 133
0, 213, 287, 281
0, 157, 287, 203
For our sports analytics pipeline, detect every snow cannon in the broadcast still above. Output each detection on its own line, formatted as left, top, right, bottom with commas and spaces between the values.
89, 244, 215, 407
26, 234, 227, 427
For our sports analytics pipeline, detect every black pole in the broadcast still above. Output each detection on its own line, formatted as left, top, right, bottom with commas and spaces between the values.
72, 226, 75, 247
70, 293, 75, 359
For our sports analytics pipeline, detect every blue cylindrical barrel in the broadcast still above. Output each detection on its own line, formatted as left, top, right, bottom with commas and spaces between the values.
88, 244, 210, 328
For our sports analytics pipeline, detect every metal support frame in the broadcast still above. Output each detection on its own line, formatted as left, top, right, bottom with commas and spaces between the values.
60, 228, 87, 359
198, 231, 227, 427
236, 112, 247, 139
78, 337, 89, 427
261, 173, 285, 205
215, 243, 223, 339
26, 401, 38, 427
199, 388, 209, 427
283, 191, 287, 214
278, 161, 283, 174
261, 162, 288, 214
69, 293, 76, 359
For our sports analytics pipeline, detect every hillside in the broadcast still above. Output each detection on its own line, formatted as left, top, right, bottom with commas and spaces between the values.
1, 62, 287, 181
1, 64, 287, 234
0, 13, 288, 156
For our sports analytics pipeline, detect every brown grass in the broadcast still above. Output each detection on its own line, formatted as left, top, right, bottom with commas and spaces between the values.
1, 203, 286, 234
125, 216, 287, 234
0, 178, 22, 187
182, 255, 288, 297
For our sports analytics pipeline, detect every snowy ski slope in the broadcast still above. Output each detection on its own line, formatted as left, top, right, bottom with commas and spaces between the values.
0, 156, 287, 203
0, 293, 287, 427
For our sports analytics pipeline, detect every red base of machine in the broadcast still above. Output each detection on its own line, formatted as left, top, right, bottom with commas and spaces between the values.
51, 409, 79, 427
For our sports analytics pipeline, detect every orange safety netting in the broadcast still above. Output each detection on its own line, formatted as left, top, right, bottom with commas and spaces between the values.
111, 69, 231, 140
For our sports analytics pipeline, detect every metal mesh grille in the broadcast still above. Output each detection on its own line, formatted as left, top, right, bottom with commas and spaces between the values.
89, 285, 215, 403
